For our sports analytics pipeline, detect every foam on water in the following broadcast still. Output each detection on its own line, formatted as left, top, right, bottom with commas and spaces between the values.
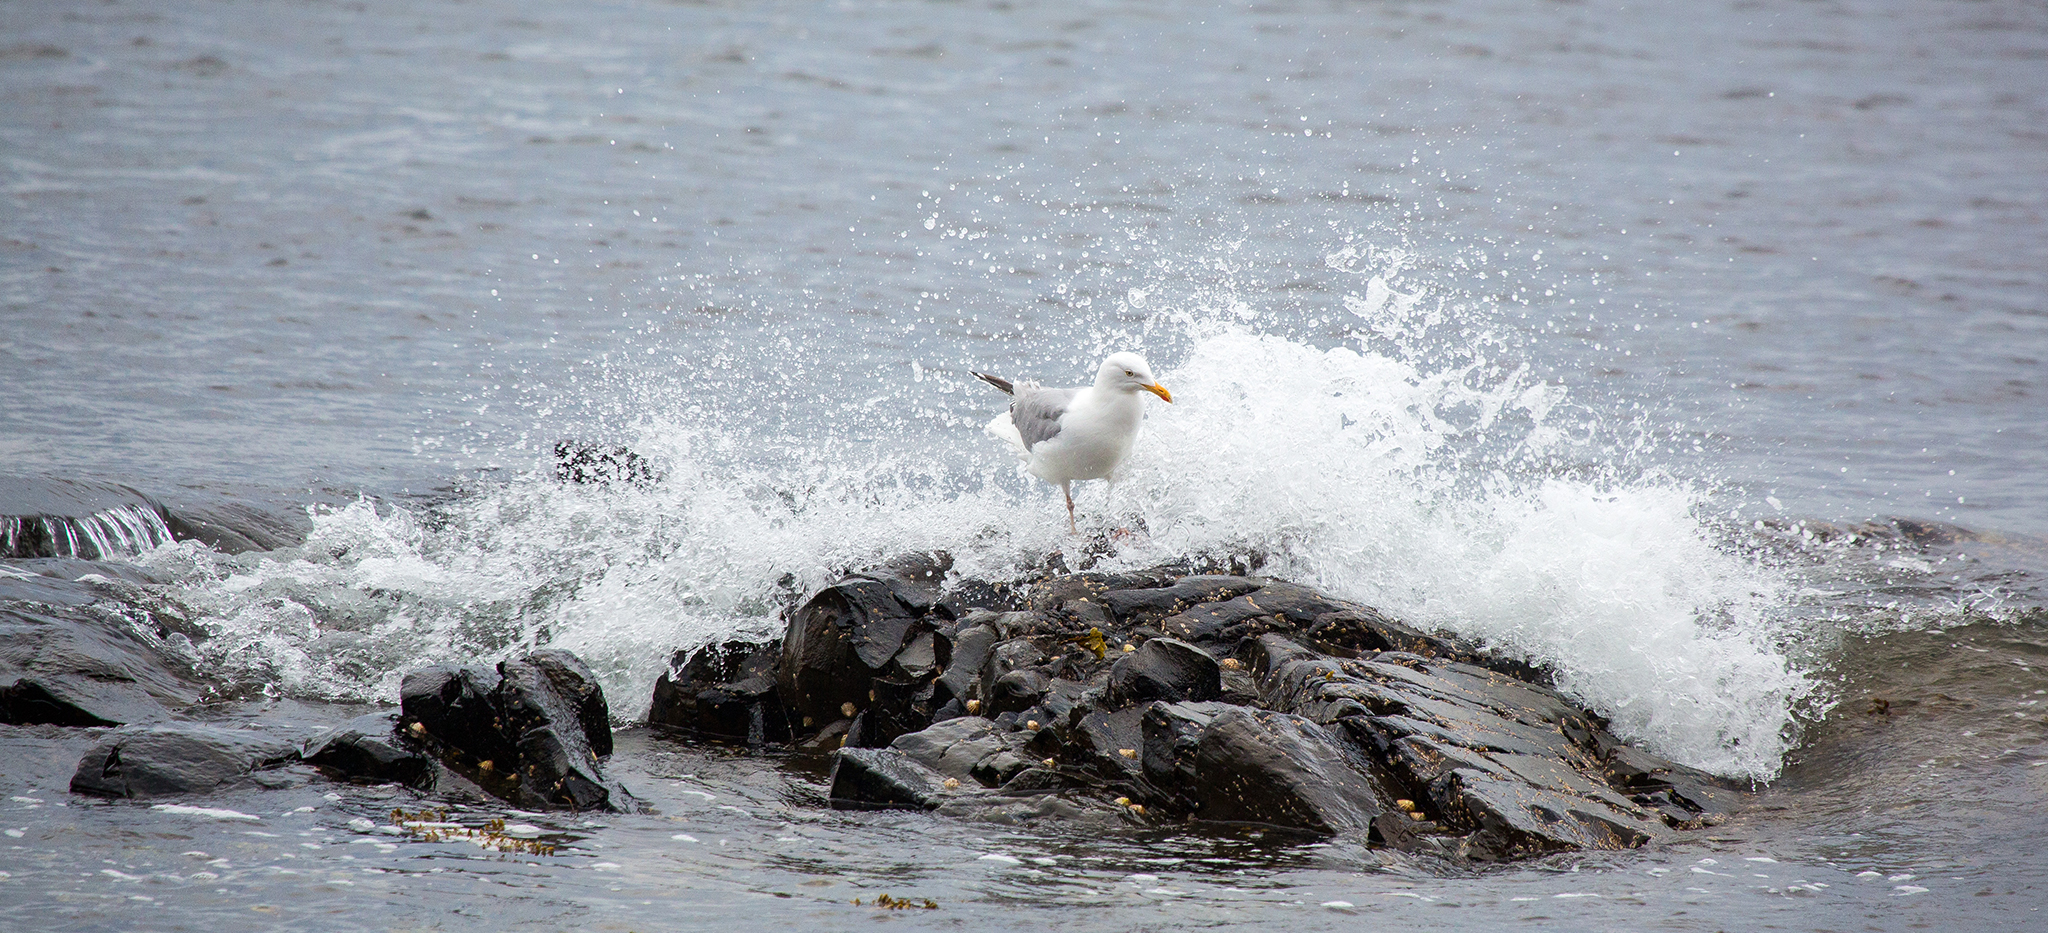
145, 265, 1813, 781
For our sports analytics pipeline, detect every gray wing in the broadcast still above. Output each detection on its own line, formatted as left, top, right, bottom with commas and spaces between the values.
1010, 386, 1076, 451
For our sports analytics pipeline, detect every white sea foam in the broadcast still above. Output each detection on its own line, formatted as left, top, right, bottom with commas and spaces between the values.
148, 280, 1812, 781
151, 804, 262, 822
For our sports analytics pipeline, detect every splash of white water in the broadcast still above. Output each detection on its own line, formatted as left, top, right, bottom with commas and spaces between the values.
147, 307, 1810, 781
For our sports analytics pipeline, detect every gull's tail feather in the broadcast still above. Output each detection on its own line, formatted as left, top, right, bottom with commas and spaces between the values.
971, 371, 1015, 396
985, 411, 1029, 458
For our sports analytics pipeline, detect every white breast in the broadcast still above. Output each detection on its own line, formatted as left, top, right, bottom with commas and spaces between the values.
1024, 388, 1144, 483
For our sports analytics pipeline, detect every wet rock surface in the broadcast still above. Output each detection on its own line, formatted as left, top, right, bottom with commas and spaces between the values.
47, 646, 632, 812
0, 596, 202, 728
398, 650, 632, 812
70, 724, 306, 798
0, 544, 632, 814
658, 561, 1745, 862
649, 640, 789, 744
5, 533, 1735, 860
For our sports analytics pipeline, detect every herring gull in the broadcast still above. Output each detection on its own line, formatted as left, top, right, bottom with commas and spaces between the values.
971, 351, 1173, 533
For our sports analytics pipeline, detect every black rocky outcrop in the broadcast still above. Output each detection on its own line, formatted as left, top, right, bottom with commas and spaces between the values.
648, 640, 788, 743
398, 649, 632, 812
654, 562, 1743, 863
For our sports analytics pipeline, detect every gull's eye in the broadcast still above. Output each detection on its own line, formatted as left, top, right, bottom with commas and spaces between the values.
1124, 369, 1135, 377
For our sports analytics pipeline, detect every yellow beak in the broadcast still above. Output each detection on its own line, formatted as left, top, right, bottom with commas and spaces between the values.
1145, 383, 1173, 403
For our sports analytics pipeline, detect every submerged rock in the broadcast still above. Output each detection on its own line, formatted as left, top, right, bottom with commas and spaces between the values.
652, 561, 1744, 863
0, 475, 175, 560
70, 725, 303, 798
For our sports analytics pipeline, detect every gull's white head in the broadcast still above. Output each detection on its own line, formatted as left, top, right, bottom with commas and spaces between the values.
1096, 351, 1173, 403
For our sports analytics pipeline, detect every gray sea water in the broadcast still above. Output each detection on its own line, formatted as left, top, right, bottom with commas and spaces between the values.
3, 0, 2046, 930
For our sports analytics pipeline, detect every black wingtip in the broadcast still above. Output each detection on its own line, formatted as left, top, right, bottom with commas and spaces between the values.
971, 371, 1014, 396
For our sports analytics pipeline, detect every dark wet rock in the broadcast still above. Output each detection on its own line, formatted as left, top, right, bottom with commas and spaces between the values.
303, 713, 431, 787
827, 747, 948, 810
846, 668, 944, 749
648, 640, 788, 744
552, 439, 661, 486
988, 667, 1051, 716
1022, 677, 1090, 729
889, 716, 1036, 787
1371, 807, 1462, 857
1158, 581, 1355, 643
1, 677, 160, 729
0, 603, 199, 727
400, 663, 514, 765
776, 574, 951, 735
870, 550, 952, 611
1304, 607, 1437, 655
654, 561, 1745, 863
0, 475, 175, 559
1107, 636, 1220, 706
1601, 745, 1743, 829
982, 637, 1048, 689
1431, 767, 1662, 860
493, 652, 625, 811
1093, 575, 1262, 627
1186, 706, 1388, 834
887, 716, 1002, 778
937, 577, 1032, 614
515, 649, 614, 757
70, 725, 301, 798
827, 718, 1045, 811
398, 650, 631, 812
1138, 700, 1224, 798
793, 717, 855, 755
934, 620, 1000, 707
1059, 705, 1148, 784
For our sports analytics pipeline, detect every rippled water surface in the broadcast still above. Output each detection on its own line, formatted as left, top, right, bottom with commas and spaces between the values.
3, 0, 2045, 929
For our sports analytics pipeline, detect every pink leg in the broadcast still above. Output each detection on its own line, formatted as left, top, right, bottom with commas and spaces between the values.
1062, 482, 1078, 534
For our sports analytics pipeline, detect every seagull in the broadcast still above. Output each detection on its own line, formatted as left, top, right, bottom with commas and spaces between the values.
971, 351, 1173, 533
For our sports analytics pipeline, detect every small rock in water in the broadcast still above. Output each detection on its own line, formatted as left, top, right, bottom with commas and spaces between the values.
388, 651, 631, 812
551, 440, 661, 487
71, 726, 301, 799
